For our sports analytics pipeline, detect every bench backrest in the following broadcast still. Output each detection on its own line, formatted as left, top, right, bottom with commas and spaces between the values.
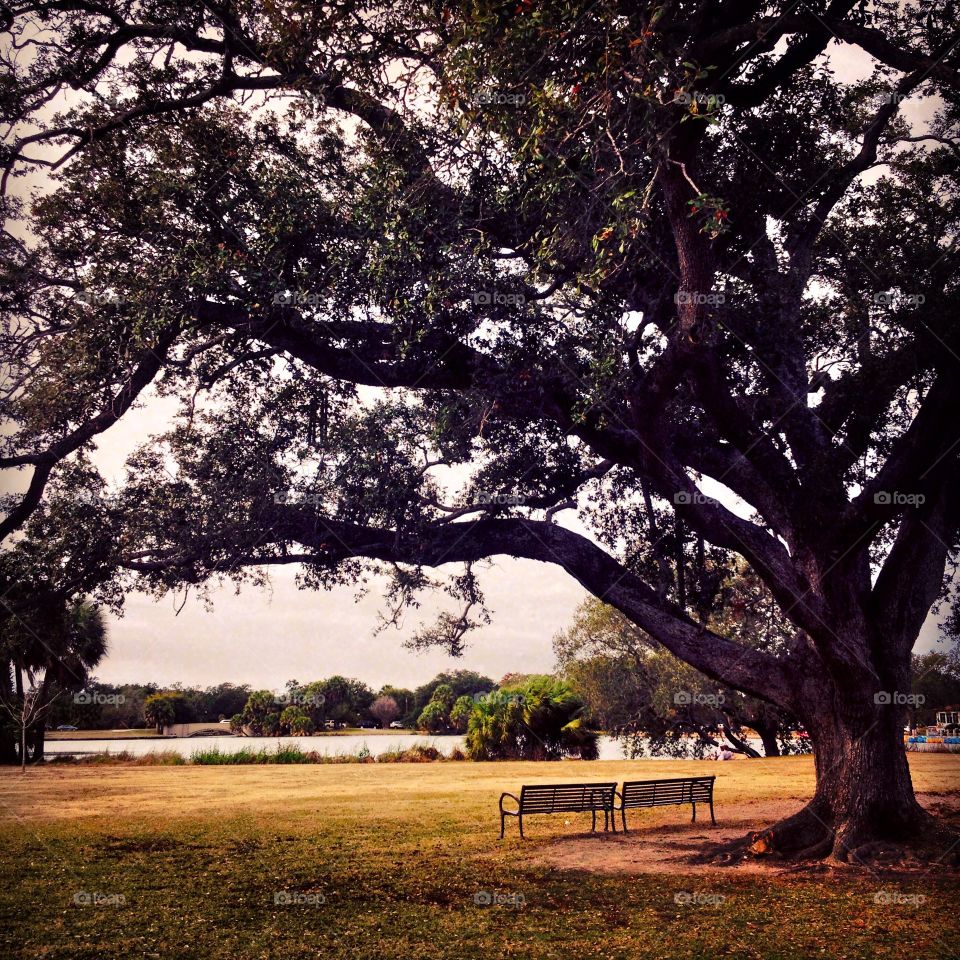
518, 782, 617, 814
620, 776, 715, 809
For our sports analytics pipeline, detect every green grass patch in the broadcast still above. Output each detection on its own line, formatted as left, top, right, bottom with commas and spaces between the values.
190, 745, 327, 764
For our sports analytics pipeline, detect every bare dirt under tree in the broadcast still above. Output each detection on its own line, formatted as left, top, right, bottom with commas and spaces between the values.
529, 793, 960, 876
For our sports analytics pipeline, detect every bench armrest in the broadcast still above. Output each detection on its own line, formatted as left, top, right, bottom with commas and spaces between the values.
499, 792, 521, 814
612, 789, 623, 811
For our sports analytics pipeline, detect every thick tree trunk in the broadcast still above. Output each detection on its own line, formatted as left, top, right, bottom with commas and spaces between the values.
0, 731, 17, 765
812, 698, 927, 858
29, 723, 45, 762
755, 724, 781, 758
752, 693, 932, 862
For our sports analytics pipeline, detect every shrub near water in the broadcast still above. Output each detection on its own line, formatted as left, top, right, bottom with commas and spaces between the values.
48, 750, 186, 766
377, 745, 445, 763
190, 746, 320, 764
189, 744, 461, 764
44, 743, 468, 765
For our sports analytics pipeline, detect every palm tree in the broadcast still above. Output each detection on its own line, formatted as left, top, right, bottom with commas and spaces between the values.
32, 601, 108, 760
143, 694, 177, 734
1, 587, 108, 766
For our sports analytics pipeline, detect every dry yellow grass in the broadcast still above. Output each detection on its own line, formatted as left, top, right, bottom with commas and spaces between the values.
1, 754, 957, 960
2, 752, 957, 824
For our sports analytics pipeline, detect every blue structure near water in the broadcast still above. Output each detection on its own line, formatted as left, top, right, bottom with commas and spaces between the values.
905, 736, 960, 752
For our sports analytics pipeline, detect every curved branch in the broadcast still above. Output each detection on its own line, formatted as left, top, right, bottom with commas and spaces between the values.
126, 513, 797, 709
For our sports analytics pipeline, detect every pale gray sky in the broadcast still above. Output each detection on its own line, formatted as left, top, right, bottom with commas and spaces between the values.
105, 559, 585, 690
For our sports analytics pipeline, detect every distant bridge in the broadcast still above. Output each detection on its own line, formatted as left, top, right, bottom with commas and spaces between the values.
162, 722, 234, 738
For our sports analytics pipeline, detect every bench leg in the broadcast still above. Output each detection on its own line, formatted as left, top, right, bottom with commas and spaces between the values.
519, 814, 524, 839
621, 808, 628, 833
500, 812, 506, 839
592, 808, 597, 832
609, 805, 616, 833
709, 801, 716, 826
692, 802, 697, 823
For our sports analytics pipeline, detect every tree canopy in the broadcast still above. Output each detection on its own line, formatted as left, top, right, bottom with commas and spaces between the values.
2, 0, 959, 860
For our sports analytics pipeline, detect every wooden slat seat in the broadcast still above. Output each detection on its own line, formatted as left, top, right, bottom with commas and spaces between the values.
614, 776, 716, 831
499, 782, 617, 838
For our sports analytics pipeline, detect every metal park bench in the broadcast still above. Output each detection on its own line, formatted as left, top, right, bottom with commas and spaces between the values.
614, 775, 716, 831
499, 782, 618, 839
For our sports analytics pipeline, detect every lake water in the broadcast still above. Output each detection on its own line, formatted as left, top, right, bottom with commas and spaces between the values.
43, 734, 761, 761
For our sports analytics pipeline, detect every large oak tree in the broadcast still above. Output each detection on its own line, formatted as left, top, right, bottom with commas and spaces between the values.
2, 1, 960, 861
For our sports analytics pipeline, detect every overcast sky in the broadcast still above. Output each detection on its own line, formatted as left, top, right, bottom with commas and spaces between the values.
3, 36, 952, 693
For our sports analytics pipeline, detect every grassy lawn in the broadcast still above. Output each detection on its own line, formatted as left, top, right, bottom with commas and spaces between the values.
0, 755, 957, 959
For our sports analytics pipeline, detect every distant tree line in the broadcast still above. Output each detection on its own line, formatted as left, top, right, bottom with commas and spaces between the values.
226, 670, 498, 736
35, 670, 499, 736
35, 645, 960, 744
45, 682, 253, 732
910, 651, 960, 728
555, 596, 960, 758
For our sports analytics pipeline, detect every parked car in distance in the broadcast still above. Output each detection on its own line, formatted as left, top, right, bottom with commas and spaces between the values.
358, 720, 381, 729
56, 725, 78, 731
389, 721, 405, 729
